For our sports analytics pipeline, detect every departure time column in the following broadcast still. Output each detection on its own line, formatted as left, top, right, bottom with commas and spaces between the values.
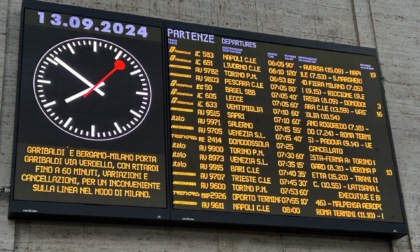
267, 53, 308, 216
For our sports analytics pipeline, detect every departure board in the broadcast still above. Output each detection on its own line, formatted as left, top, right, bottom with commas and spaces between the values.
166, 22, 407, 236
10, 0, 408, 238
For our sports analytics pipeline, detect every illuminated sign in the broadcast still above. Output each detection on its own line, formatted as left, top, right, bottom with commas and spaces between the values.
10, 0, 169, 220
10, 0, 408, 238
166, 22, 407, 237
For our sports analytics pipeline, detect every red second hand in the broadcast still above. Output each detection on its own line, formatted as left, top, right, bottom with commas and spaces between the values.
84, 59, 126, 98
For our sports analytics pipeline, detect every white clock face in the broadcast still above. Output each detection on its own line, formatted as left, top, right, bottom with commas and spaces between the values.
33, 37, 152, 141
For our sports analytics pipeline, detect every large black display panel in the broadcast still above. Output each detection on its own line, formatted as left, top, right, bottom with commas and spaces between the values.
166, 22, 408, 237
9, 0, 408, 239
9, 0, 169, 221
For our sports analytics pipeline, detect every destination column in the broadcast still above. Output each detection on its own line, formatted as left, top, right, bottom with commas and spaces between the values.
220, 40, 272, 214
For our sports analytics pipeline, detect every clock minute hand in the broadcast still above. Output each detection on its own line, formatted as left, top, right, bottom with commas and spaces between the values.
54, 57, 105, 96
84, 60, 125, 98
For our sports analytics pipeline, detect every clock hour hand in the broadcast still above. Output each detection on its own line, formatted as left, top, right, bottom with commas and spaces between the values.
54, 57, 105, 96
65, 82, 106, 103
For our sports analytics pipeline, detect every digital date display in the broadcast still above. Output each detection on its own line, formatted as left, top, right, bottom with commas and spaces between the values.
25, 9, 160, 42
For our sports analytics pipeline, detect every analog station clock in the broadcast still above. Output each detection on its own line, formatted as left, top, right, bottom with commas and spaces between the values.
33, 37, 152, 141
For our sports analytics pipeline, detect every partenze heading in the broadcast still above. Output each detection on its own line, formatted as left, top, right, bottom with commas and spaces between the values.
167, 28, 215, 43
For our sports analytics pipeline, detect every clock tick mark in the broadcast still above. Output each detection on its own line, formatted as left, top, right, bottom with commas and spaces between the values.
130, 110, 142, 118
114, 122, 122, 133
43, 101, 57, 108
136, 91, 148, 96
91, 125, 96, 137
130, 69, 141, 75
115, 50, 123, 60
67, 44, 75, 54
63, 117, 72, 128
37, 79, 51, 84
